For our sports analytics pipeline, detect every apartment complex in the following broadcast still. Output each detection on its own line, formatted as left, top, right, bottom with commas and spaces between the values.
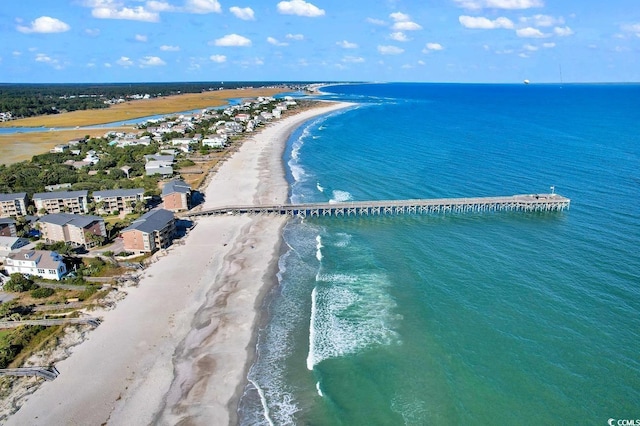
121, 209, 176, 254
92, 188, 145, 214
161, 179, 192, 212
38, 213, 107, 248
0, 193, 29, 218
32, 190, 89, 215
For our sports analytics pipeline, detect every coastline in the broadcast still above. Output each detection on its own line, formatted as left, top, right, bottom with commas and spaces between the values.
5, 101, 354, 425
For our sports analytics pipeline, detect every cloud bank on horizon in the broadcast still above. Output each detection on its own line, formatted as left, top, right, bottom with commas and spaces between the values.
2, 0, 639, 83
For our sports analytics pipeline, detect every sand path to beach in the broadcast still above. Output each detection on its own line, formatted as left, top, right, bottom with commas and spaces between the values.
6, 101, 353, 425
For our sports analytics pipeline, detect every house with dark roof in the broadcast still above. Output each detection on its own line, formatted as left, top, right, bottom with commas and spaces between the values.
0, 192, 29, 218
93, 188, 145, 214
4, 249, 67, 281
0, 218, 17, 237
121, 209, 176, 254
161, 179, 192, 212
38, 213, 106, 248
32, 190, 89, 215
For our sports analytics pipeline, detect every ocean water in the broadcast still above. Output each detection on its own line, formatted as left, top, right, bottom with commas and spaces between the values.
238, 83, 640, 425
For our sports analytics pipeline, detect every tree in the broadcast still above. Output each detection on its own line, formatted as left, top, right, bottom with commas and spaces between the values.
4, 274, 36, 292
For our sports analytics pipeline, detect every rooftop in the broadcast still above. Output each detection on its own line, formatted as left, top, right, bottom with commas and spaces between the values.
32, 190, 88, 201
123, 209, 174, 235
38, 213, 103, 228
161, 179, 191, 196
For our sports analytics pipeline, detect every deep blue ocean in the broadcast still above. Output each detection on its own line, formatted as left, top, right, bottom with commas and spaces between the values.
238, 83, 640, 425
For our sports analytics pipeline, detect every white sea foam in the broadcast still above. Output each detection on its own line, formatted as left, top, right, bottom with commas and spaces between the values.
316, 182, 325, 193
316, 382, 323, 397
307, 286, 319, 370
289, 163, 306, 182
333, 232, 352, 248
316, 235, 323, 262
307, 272, 399, 369
329, 189, 353, 204
249, 379, 275, 426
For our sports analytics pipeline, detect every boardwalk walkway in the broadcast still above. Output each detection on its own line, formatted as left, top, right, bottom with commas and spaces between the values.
0, 317, 100, 329
0, 366, 60, 381
186, 193, 570, 219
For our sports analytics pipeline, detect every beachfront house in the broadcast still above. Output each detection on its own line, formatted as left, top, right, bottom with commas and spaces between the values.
144, 154, 174, 177
202, 136, 227, 149
4, 249, 67, 281
121, 209, 176, 254
161, 179, 192, 212
0, 192, 29, 218
32, 190, 89, 215
38, 213, 107, 248
92, 188, 145, 215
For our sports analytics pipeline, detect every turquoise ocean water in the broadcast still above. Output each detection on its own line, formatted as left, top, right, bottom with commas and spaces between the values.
238, 83, 640, 425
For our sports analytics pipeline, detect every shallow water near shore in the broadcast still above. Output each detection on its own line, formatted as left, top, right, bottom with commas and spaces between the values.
239, 83, 640, 424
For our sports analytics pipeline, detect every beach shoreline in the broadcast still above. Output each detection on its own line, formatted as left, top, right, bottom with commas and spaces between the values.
5, 101, 354, 425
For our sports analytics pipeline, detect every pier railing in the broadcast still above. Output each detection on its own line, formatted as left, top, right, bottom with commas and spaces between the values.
185, 193, 570, 218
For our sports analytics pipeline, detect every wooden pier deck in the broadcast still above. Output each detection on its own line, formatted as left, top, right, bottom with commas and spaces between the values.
185, 193, 570, 218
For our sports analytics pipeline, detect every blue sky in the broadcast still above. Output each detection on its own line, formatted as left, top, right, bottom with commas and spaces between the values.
1, 0, 639, 83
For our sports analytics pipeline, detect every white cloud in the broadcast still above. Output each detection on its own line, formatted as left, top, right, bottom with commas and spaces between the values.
423, 42, 444, 53
542, 42, 555, 48
621, 23, 640, 36
378, 45, 404, 55
212, 34, 252, 47
210, 54, 227, 63
286, 33, 304, 40
135, 34, 148, 42
116, 56, 134, 67
418, 60, 425, 65
389, 12, 422, 31
185, 0, 222, 14
140, 56, 166, 66
277, 0, 325, 17
85, 28, 100, 37
146, 1, 177, 12
337, 40, 358, 48
229, 6, 255, 20
390, 32, 410, 42
104, 62, 112, 68
35, 53, 53, 63
367, 17, 386, 26
267, 37, 288, 46
453, 0, 543, 9
390, 12, 410, 22
519, 52, 529, 58
342, 56, 365, 63
13, 51, 22, 56
17, 16, 70, 33
484, 0, 543, 8
160, 45, 180, 51
523, 43, 538, 51
495, 49, 514, 54
392, 21, 422, 31
459, 15, 514, 29
92, 5, 159, 22
519, 14, 564, 27
554, 26, 574, 36
516, 27, 549, 38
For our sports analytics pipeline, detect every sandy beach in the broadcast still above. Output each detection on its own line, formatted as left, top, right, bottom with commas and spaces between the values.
6, 101, 353, 425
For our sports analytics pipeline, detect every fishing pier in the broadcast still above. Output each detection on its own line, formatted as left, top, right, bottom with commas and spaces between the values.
186, 193, 570, 218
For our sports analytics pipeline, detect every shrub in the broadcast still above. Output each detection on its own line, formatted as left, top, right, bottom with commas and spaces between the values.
4, 274, 36, 292
30, 287, 55, 298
